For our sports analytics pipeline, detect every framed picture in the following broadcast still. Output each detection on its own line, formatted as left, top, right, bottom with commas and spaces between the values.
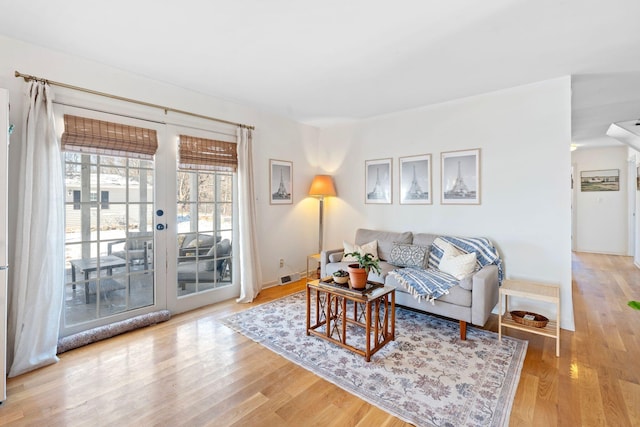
269, 159, 293, 204
400, 154, 432, 204
365, 158, 392, 204
441, 148, 481, 205
580, 169, 619, 192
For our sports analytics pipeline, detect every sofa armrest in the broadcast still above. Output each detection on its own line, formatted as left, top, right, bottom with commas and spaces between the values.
470, 265, 500, 327
320, 248, 344, 277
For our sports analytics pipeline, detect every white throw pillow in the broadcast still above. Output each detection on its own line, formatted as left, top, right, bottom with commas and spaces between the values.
434, 237, 462, 257
341, 240, 379, 262
439, 251, 477, 280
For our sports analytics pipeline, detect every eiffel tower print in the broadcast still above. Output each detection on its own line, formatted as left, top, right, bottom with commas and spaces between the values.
404, 165, 428, 200
443, 155, 477, 202
272, 166, 291, 200
367, 167, 386, 200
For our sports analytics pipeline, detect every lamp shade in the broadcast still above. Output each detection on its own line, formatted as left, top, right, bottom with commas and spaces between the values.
308, 175, 337, 197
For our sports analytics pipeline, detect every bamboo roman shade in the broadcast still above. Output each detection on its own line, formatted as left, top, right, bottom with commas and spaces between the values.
61, 114, 158, 159
178, 135, 238, 172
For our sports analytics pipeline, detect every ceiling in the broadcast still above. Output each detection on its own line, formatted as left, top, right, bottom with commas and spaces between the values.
1, 0, 639, 146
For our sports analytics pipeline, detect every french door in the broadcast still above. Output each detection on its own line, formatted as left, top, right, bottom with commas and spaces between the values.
58, 106, 238, 336
59, 106, 167, 336
164, 125, 239, 314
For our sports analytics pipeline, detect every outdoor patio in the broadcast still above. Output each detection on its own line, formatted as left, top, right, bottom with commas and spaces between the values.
64, 262, 233, 326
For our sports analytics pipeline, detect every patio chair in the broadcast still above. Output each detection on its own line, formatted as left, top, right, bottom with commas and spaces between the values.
108, 231, 153, 271
177, 238, 231, 290
178, 233, 220, 257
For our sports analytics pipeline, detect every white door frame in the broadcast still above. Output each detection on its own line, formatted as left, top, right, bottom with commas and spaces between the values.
571, 163, 577, 252
628, 156, 637, 257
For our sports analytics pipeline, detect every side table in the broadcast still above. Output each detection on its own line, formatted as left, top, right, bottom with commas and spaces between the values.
499, 279, 560, 357
306, 253, 321, 282
306, 279, 395, 362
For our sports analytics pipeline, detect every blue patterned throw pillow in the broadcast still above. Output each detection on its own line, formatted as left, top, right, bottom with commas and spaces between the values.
389, 243, 428, 268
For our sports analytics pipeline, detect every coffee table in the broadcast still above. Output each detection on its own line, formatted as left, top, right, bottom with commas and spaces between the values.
306, 279, 395, 362
70, 255, 127, 303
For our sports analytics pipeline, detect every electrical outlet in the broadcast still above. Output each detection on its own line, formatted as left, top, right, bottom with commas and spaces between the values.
279, 258, 284, 268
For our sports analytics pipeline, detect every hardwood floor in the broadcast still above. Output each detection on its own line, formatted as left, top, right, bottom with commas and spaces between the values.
0, 252, 638, 426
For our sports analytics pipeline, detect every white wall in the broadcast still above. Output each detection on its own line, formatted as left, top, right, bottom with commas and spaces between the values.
628, 147, 640, 267
319, 77, 575, 330
0, 35, 319, 288
0, 35, 577, 329
571, 146, 628, 254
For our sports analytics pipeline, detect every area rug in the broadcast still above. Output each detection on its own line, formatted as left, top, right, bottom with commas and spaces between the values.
221, 291, 527, 427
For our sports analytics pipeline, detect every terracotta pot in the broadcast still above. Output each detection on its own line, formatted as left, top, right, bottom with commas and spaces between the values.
348, 264, 368, 289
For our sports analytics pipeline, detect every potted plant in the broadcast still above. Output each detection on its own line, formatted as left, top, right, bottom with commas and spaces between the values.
345, 251, 381, 289
332, 269, 349, 284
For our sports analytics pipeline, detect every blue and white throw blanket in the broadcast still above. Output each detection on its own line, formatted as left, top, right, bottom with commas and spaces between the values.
390, 236, 504, 304
428, 236, 504, 283
389, 267, 459, 304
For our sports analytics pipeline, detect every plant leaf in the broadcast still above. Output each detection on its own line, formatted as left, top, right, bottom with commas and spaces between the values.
628, 300, 640, 310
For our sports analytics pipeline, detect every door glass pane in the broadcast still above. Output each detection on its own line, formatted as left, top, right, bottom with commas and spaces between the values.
64, 154, 155, 328
177, 170, 233, 297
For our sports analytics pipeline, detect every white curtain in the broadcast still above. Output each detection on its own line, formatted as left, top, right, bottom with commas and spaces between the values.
7, 81, 64, 377
236, 127, 262, 303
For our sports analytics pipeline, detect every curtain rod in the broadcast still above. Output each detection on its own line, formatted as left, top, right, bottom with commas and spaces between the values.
15, 70, 255, 130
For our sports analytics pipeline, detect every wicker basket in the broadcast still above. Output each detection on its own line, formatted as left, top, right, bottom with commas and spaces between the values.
510, 310, 549, 328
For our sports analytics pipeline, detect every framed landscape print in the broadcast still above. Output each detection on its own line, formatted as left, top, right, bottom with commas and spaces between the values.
580, 169, 619, 192
270, 159, 293, 204
400, 154, 432, 204
365, 158, 392, 204
441, 148, 481, 205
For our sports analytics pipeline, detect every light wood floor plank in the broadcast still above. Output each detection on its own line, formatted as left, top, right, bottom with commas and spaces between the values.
510, 372, 538, 425
1, 252, 639, 426
579, 366, 606, 427
619, 379, 640, 425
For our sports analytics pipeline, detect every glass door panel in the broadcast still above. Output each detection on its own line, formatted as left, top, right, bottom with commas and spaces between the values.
176, 170, 233, 297
63, 153, 156, 331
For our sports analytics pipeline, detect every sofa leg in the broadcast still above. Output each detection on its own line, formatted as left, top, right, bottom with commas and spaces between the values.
460, 320, 467, 340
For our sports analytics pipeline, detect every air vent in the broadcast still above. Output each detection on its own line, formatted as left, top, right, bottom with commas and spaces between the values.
279, 272, 300, 285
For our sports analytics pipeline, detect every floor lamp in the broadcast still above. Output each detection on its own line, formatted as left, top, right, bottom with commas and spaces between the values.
308, 175, 337, 254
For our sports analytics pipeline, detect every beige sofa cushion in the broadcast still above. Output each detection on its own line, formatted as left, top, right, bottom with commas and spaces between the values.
386, 272, 471, 307
412, 233, 437, 247
355, 228, 412, 261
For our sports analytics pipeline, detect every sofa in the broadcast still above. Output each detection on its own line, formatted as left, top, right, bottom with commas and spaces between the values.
321, 228, 500, 340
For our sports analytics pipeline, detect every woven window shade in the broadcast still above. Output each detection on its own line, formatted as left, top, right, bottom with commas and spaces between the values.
61, 114, 158, 159
178, 135, 238, 172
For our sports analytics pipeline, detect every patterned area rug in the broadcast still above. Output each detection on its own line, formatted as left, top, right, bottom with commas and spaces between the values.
221, 291, 527, 427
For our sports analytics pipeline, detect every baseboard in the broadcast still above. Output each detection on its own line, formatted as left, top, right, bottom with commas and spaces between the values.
279, 272, 300, 285
573, 249, 628, 256
262, 270, 306, 289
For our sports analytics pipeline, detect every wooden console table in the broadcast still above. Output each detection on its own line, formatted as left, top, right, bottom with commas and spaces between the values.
499, 279, 560, 357
306, 279, 395, 362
